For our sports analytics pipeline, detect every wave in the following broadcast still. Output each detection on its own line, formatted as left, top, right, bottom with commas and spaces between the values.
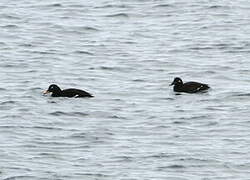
49, 111, 89, 117
106, 13, 129, 18
74, 50, 94, 55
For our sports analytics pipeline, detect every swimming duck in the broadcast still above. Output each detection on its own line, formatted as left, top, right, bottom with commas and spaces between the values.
170, 77, 210, 93
43, 84, 93, 98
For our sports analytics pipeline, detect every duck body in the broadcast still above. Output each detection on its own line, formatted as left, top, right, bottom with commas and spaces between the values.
44, 84, 93, 98
170, 77, 210, 93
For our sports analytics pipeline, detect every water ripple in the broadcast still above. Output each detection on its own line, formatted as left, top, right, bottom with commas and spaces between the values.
49, 111, 89, 117
106, 13, 129, 18
0, 0, 249, 179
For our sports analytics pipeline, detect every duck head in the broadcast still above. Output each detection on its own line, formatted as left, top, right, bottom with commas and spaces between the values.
43, 84, 62, 95
170, 77, 183, 86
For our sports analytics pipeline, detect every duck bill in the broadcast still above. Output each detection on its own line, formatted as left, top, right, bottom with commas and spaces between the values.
169, 82, 174, 86
43, 90, 50, 94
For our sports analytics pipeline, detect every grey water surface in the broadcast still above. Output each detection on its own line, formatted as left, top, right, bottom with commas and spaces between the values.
1, 0, 250, 179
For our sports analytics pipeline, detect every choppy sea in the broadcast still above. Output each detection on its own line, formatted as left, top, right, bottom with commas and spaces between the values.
1, 0, 250, 179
